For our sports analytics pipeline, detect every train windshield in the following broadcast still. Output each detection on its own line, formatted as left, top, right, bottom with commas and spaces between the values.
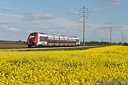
30, 33, 36, 37
29, 33, 36, 41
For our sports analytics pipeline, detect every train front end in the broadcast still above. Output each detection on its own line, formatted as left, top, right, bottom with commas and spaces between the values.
27, 32, 38, 47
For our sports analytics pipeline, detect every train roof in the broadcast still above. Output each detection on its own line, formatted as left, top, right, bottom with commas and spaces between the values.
32, 32, 46, 34
30, 32, 79, 38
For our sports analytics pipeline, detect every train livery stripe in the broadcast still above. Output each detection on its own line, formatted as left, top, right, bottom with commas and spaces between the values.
34, 33, 38, 45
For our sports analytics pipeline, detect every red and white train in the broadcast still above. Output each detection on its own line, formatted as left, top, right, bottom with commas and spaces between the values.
27, 32, 80, 47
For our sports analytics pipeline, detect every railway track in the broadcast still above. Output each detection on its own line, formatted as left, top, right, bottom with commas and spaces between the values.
0, 43, 97, 51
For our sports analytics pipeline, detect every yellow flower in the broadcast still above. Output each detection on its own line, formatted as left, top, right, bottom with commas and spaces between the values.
0, 46, 127, 84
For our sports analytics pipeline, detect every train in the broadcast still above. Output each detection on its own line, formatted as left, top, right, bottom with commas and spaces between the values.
27, 32, 80, 47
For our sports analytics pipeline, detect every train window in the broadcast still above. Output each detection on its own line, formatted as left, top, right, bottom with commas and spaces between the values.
64, 38, 68, 43
40, 37, 47, 41
40, 38, 42, 41
50, 40, 55, 43
54, 38, 59, 42
76, 39, 79, 42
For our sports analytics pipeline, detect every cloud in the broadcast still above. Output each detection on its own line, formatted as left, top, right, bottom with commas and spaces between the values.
0, 25, 8, 29
68, 10, 79, 15
113, 0, 121, 5
0, 25, 20, 32
1, 7, 12, 11
25, 17, 83, 38
8, 27, 20, 32
78, 17, 89, 23
91, 8, 98, 13
0, 20, 10, 24
22, 13, 55, 21
103, 0, 121, 5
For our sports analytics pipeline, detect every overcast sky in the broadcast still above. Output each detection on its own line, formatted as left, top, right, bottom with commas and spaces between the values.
0, 0, 128, 42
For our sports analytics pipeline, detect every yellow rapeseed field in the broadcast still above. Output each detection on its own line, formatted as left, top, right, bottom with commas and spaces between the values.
0, 46, 128, 85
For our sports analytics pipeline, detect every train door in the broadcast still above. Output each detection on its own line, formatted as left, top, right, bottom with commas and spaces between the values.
39, 36, 48, 46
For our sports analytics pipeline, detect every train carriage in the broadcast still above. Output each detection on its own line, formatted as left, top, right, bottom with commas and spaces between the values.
27, 32, 80, 47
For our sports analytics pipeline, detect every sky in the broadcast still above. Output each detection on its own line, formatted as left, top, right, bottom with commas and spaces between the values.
0, 0, 128, 42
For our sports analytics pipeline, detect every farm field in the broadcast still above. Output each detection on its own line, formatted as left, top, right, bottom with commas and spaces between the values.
0, 43, 27, 49
0, 46, 128, 84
